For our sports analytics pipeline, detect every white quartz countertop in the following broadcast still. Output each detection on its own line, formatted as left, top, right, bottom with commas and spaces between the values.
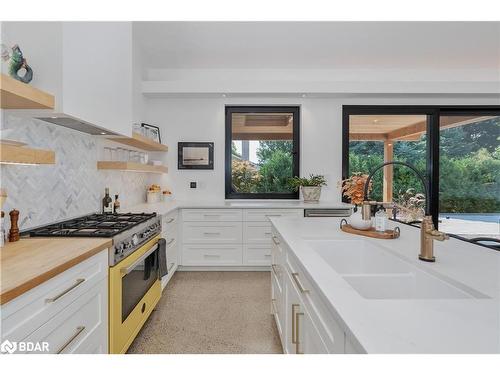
270, 217, 500, 353
126, 199, 352, 216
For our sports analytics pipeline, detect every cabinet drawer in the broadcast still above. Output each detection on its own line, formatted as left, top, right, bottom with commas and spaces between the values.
243, 222, 273, 244
166, 237, 178, 272
23, 278, 107, 354
163, 222, 178, 243
1, 250, 108, 342
243, 209, 303, 222
243, 245, 272, 266
182, 209, 242, 222
182, 244, 243, 266
182, 222, 242, 244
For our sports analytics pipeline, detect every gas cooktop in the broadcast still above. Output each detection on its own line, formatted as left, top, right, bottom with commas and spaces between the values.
27, 213, 157, 238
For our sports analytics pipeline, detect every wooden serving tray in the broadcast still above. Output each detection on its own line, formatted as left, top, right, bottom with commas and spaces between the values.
340, 221, 400, 239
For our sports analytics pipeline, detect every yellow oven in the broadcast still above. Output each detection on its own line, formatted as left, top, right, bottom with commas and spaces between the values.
109, 235, 162, 354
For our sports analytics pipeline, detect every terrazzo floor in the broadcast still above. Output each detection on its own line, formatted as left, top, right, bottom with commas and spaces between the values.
127, 271, 283, 354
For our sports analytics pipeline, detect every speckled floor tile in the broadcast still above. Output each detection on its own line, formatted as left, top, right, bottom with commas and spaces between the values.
127, 271, 283, 354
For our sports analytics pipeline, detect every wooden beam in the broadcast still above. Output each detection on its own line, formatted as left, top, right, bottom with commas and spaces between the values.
386, 116, 496, 140
349, 133, 387, 141
383, 140, 394, 204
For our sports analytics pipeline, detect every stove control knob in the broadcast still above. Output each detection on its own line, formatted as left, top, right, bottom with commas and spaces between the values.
132, 234, 139, 246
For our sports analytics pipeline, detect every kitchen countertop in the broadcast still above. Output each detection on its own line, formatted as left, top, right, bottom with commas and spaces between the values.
0, 237, 112, 305
126, 199, 352, 216
270, 217, 500, 353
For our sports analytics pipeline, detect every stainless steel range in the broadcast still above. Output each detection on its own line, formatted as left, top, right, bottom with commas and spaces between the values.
27, 212, 161, 265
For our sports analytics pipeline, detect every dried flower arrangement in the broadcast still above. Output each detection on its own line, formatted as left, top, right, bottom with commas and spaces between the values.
394, 188, 426, 223
339, 172, 372, 207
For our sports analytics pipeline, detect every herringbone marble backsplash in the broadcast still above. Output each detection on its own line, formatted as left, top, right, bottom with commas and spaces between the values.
1, 114, 160, 231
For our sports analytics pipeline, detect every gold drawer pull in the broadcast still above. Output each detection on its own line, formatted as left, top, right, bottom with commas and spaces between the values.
56, 326, 85, 354
264, 232, 272, 235
265, 214, 282, 217
45, 279, 85, 303
271, 264, 279, 275
291, 303, 299, 344
165, 218, 175, 223
203, 232, 221, 235
167, 262, 176, 272
166, 238, 175, 245
295, 312, 304, 354
271, 298, 277, 315
292, 273, 309, 293
272, 236, 280, 245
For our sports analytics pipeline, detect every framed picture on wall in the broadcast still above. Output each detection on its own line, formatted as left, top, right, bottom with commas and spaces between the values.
178, 142, 214, 170
141, 123, 161, 143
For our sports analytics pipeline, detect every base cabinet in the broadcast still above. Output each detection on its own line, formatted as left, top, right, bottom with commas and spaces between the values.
271, 226, 353, 354
0, 250, 108, 354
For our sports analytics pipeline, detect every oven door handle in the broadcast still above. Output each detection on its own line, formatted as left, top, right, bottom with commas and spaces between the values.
120, 243, 159, 275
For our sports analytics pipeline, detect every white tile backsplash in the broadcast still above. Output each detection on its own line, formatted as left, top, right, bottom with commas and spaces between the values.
1, 114, 159, 231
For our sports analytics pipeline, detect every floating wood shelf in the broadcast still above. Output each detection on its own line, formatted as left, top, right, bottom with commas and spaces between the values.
97, 161, 168, 174
0, 143, 55, 165
0, 73, 55, 109
108, 132, 168, 152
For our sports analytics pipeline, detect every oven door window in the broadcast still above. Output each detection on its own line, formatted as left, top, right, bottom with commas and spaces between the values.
121, 248, 159, 322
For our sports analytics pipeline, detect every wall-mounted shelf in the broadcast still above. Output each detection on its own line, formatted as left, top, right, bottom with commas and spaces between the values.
108, 132, 168, 152
0, 73, 55, 109
97, 161, 168, 174
0, 143, 55, 165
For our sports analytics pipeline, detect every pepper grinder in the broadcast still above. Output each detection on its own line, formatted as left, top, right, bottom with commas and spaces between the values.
9, 209, 20, 242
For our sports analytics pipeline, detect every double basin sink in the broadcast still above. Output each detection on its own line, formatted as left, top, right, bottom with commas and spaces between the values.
305, 239, 487, 300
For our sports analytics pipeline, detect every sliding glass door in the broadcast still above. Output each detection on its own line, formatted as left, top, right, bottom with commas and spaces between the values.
343, 106, 500, 247
438, 111, 500, 241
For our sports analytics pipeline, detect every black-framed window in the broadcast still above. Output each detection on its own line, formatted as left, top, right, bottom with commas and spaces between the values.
342, 105, 500, 249
225, 106, 300, 199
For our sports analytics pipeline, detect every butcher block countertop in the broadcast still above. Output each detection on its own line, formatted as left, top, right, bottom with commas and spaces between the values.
0, 237, 112, 305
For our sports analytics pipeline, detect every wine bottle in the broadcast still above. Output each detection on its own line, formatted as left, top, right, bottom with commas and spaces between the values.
102, 188, 113, 214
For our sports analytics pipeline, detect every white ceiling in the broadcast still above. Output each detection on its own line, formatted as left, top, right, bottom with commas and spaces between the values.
134, 22, 500, 70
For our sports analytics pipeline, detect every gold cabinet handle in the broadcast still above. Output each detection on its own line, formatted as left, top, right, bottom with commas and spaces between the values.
291, 273, 309, 293
271, 264, 279, 275
166, 238, 175, 245
272, 236, 280, 245
295, 312, 304, 354
165, 217, 175, 223
271, 298, 277, 315
291, 303, 299, 344
56, 326, 85, 354
45, 278, 85, 303
167, 262, 176, 272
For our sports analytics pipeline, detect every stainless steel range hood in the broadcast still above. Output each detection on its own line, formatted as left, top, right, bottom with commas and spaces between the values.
35, 114, 119, 136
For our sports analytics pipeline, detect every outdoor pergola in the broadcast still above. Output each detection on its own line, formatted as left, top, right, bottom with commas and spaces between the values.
349, 115, 495, 203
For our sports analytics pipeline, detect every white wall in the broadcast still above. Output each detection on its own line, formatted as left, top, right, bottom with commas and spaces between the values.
144, 95, 499, 202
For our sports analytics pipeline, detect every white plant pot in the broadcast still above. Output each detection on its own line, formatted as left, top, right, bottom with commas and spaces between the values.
349, 209, 372, 230
301, 186, 322, 202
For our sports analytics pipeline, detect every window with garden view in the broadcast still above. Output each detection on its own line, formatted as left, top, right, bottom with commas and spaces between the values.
225, 106, 300, 199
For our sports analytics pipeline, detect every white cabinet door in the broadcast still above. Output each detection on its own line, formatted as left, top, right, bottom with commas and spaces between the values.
62, 22, 133, 136
295, 304, 330, 354
271, 271, 284, 344
284, 271, 302, 354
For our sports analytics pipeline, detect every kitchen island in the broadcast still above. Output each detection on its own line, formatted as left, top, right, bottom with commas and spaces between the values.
269, 217, 500, 353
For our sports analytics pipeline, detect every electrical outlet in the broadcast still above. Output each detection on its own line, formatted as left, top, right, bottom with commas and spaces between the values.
190, 181, 197, 189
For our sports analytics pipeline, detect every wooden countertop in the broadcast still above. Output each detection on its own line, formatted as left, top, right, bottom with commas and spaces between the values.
0, 237, 112, 305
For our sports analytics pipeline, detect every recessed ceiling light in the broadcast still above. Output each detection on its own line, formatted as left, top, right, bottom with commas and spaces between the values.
51, 116, 58, 119
301, 94, 307, 98
373, 119, 379, 123
100, 132, 107, 135
221, 94, 227, 98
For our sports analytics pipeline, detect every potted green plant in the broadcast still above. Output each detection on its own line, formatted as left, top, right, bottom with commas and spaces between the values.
289, 174, 327, 202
